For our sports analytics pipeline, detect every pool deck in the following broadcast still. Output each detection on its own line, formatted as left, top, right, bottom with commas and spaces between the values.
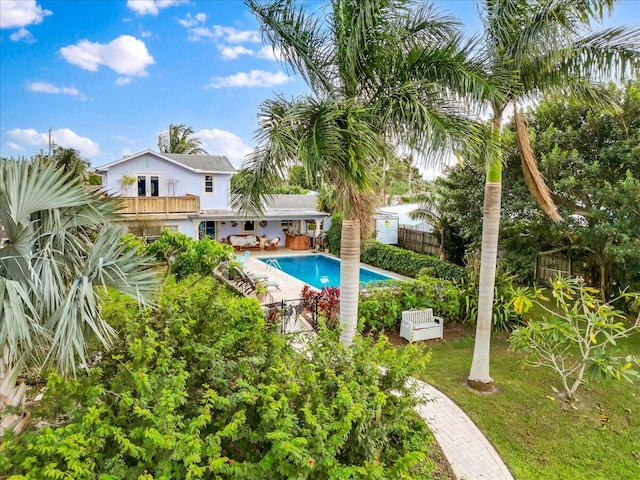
242, 247, 410, 303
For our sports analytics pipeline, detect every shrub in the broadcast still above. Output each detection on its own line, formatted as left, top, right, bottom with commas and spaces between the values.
359, 275, 459, 332
324, 213, 343, 255
360, 241, 466, 282
456, 264, 524, 331
1, 279, 438, 479
300, 284, 340, 328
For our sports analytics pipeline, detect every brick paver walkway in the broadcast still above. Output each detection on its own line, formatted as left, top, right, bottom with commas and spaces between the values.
412, 380, 514, 480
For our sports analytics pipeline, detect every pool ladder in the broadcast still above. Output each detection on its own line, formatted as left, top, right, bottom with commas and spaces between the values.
264, 258, 282, 271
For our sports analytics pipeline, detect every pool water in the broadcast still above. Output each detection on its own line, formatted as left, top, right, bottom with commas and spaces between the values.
259, 254, 393, 289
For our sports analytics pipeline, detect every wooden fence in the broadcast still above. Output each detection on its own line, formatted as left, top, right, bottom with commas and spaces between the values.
535, 253, 587, 283
397, 227, 440, 256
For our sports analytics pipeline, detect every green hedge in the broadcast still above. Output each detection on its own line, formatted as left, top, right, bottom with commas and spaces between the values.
361, 241, 466, 282
359, 276, 460, 332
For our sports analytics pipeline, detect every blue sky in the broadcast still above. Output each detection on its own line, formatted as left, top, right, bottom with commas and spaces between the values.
1, 0, 638, 169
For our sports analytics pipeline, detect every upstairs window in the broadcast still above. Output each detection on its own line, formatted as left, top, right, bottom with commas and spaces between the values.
204, 174, 215, 194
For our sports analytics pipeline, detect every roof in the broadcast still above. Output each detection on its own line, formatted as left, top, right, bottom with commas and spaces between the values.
94, 149, 236, 173
377, 203, 432, 232
161, 153, 235, 173
205, 193, 329, 220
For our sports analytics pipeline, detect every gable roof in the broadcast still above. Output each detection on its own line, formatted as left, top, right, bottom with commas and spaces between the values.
94, 149, 236, 174
162, 153, 235, 172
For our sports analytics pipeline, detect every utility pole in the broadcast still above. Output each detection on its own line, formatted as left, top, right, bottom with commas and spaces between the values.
48, 127, 52, 158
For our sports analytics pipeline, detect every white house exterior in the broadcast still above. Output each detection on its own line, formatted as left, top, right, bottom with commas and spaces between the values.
96, 150, 329, 245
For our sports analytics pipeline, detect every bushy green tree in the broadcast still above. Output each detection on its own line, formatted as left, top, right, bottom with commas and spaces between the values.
145, 229, 233, 283
1, 280, 438, 479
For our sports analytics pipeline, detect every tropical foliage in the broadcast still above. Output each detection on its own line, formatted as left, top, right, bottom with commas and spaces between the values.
467, 0, 640, 389
359, 274, 459, 332
157, 123, 208, 154
145, 229, 233, 283
0, 159, 159, 434
1, 280, 439, 479
234, 0, 489, 347
510, 277, 640, 399
360, 241, 466, 282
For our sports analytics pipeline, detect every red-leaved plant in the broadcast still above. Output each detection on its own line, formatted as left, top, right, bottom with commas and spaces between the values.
301, 285, 340, 328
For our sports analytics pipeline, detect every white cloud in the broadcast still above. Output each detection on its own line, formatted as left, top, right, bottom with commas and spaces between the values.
9, 28, 35, 43
127, 0, 187, 16
59, 35, 154, 77
27, 81, 89, 100
208, 70, 291, 89
6, 142, 25, 151
140, 30, 152, 38
115, 77, 132, 86
177, 12, 206, 28
0, 0, 51, 29
177, 14, 260, 44
256, 45, 282, 62
195, 128, 253, 167
218, 45, 254, 60
7, 128, 101, 157
214, 26, 261, 44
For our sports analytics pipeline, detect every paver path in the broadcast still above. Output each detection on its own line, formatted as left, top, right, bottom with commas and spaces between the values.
412, 380, 514, 480
244, 252, 514, 480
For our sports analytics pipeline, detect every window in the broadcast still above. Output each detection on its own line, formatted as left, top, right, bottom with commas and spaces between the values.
242, 220, 256, 233
137, 176, 146, 196
136, 174, 162, 196
150, 176, 159, 197
204, 174, 215, 194
204, 221, 216, 239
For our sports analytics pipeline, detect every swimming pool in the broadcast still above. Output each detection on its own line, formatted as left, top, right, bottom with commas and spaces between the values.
258, 254, 393, 289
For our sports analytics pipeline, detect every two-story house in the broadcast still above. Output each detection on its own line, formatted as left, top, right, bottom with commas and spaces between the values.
96, 150, 329, 247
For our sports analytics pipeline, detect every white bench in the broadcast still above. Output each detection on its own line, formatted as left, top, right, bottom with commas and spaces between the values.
400, 309, 444, 342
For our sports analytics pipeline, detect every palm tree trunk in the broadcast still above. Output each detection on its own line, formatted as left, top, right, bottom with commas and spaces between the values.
339, 218, 361, 347
0, 354, 29, 436
468, 117, 503, 391
438, 226, 446, 261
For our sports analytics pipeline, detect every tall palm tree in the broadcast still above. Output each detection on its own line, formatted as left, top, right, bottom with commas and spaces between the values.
467, 0, 640, 391
157, 123, 208, 154
0, 159, 160, 434
234, 0, 491, 347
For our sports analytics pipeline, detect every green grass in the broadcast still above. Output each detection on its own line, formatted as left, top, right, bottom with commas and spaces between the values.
411, 324, 640, 480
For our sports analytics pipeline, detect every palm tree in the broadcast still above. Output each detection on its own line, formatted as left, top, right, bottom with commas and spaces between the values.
234, 0, 491, 347
409, 181, 449, 261
157, 123, 208, 154
467, 0, 640, 391
0, 159, 160, 435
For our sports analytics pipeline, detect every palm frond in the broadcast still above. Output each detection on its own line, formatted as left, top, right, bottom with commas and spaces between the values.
246, 0, 334, 93
514, 108, 561, 222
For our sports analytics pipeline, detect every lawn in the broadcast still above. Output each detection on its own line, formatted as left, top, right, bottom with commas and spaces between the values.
411, 321, 640, 480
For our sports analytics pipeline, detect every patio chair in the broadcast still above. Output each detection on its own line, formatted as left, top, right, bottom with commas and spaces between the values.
243, 270, 280, 293
264, 237, 280, 251
234, 250, 251, 266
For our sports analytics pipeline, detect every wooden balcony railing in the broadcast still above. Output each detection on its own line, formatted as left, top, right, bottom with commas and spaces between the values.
117, 196, 200, 214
